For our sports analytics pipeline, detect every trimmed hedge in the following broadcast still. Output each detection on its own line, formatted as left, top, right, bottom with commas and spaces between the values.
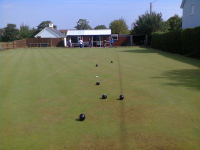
193, 27, 200, 58
151, 26, 200, 59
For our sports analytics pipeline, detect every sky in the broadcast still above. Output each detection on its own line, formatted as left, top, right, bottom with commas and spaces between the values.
0, 0, 183, 30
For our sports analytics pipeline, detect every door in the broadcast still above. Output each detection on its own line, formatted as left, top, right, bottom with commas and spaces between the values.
78, 36, 81, 44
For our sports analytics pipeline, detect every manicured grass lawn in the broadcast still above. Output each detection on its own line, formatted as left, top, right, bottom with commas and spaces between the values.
1, 47, 200, 149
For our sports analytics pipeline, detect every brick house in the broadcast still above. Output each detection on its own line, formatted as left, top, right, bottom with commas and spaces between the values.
60, 29, 111, 47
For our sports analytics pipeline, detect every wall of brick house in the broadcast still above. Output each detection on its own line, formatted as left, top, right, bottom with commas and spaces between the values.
113, 34, 147, 46
83, 36, 88, 41
81, 35, 110, 42
114, 36, 130, 46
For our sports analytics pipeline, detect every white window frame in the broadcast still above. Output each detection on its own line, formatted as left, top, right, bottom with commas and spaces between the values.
191, 4, 194, 15
112, 34, 118, 40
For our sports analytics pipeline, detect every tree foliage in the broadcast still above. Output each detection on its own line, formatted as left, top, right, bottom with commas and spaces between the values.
74, 19, 92, 30
19, 23, 37, 39
0, 29, 5, 42
132, 11, 165, 35
94, 25, 107, 29
167, 14, 182, 31
109, 18, 129, 34
37, 21, 56, 32
162, 21, 170, 32
4, 24, 19, 42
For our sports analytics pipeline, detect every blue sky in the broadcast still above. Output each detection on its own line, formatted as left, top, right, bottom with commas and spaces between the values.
1, 0, 183, 30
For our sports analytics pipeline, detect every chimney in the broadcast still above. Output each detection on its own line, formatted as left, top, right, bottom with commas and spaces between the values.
49, 22, 53, 28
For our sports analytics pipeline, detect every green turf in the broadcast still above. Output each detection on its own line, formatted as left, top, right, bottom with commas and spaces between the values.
1, 47, 200, 149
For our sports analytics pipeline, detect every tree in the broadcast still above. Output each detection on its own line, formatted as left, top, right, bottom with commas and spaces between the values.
167, 14, 182, 31
0, 29, 4, 42
19, 24, 29, 39
94, 25, 107, 29
74, 19, 92, 30
109, 18, 129, 34
4, 24, 19, 42
132, 11, 164, 35
161, 21, 170, 32
30, 28, 37, 38
19, 24, 37, 39
37, 21, 56, 32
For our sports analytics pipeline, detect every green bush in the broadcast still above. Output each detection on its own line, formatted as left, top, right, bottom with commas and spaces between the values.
151, 26, 200, 59
193, 26, 200, 59
151, 32, 164, 49
152, 30, 182, 54
181, 28, 195, 55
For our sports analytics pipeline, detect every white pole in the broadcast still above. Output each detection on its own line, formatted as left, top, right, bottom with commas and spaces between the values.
150, 0, 157, 15
64, 37, 66, 47
150, 2, 152, 15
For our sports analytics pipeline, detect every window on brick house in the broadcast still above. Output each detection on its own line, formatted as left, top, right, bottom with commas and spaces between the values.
112, 34, 118, 40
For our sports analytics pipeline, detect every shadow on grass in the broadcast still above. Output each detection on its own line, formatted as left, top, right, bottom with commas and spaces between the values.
153, 69, 200, 90
75, 118, 82, 121
118, 48, 200, 68
119, 49, 157, 54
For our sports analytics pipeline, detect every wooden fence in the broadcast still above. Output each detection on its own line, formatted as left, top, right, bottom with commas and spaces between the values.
0, 39, 27, 50
0, 38, 64, 50
26, 38, 63, 47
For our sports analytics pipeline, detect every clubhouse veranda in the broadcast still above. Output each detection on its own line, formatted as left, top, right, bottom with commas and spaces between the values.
33, 22, 148, 48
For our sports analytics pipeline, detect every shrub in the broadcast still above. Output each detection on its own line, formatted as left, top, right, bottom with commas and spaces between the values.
151, 26, 200, 59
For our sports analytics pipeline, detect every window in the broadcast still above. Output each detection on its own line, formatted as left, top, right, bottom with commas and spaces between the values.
71, 36, 78, 43
103, 36, 107, 41
87, 36, 91, 41
112, 34, 118, 40
191, 4, 194, 15
93, 36, 100, 41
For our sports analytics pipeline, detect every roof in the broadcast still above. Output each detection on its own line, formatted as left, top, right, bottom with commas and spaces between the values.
34, 27, 66, 38
180, 0, 186, 8
59, 30, 68, 34
66, 29, 111, 36
47, 28, 65, 37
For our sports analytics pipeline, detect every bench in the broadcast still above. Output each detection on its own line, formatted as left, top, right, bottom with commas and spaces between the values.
96, 41, 110, 47
72, 42, 89, 47
72, 43, 79, 47
29, 43, 49, 47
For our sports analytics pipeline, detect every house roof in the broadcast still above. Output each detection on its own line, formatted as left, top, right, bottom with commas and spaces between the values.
66, 29, 111, 36
180, 0, 186, 8
34, 27, 66, 38
59, 30, 68, 34
47, 28, 66, 37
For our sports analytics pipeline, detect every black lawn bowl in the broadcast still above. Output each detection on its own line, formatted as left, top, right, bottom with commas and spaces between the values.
119, 95, 124, 100
111, 61, 113, 63
96, 82, 100, 85
96, 64, 98, 67
79, 114, 85, 121
102, 94, 107, 99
